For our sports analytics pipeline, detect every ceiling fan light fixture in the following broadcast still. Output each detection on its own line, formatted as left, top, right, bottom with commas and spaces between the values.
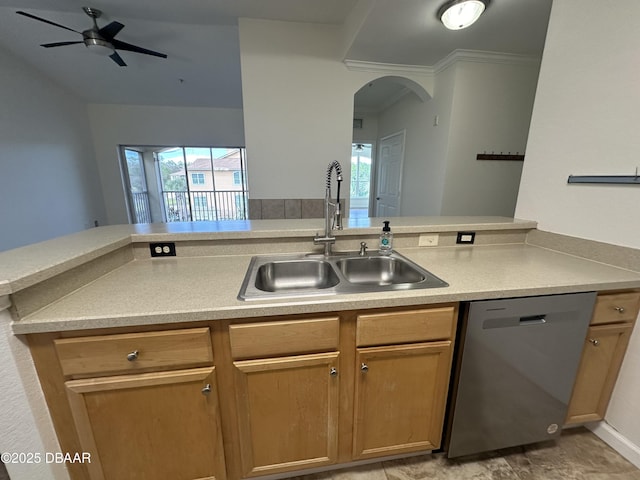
438, 0, 486, 30
84, 37, 114, 56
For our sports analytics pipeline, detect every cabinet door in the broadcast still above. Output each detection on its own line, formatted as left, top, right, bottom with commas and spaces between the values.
66, 367, 226, 480
566, 323, 634, 424
353, 342, 452, 459
233, 352, 339, 477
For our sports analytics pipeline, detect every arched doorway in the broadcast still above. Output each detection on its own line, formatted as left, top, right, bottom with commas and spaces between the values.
352, 76, 430, 217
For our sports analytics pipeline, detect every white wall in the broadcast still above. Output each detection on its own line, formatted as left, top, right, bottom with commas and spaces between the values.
0, 46, 106, 252
376, 69, 453, 216
441, 59, 539, 216
516, 1, 640, 246
87, 104, 245, 225
374, 58, 538, 217
352, 112, 379, 145
515, 0, 640, 461
239, 18, 354, 200
239, 18, 438, 205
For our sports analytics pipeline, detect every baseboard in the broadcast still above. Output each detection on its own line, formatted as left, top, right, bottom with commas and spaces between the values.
589, 421, 640, 469
247, 449, 433, 480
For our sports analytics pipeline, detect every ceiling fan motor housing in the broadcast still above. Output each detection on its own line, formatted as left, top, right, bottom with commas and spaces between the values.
83, 29, 113, 50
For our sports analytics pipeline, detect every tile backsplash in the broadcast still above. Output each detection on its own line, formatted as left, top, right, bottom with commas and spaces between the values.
249, 199, 324, 220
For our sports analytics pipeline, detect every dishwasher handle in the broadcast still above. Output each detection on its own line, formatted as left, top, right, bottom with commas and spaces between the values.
519, 314, 547, 325
482, 314, 548, 329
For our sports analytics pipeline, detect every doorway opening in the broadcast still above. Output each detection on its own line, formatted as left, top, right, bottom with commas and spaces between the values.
352, 76, 429, 218
350, 143, 373, 218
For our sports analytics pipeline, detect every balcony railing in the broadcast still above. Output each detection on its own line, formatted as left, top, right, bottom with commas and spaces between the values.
131, 192, 152, 224
162, 190, 247, 222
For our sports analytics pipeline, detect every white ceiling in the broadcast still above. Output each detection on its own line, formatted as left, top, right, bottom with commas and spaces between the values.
0, 0, 552, 109
346, 0, 552, 66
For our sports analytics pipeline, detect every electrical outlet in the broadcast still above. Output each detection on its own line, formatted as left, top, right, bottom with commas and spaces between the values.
150, 242, 176, 257
456, 232, 476, 244
419, 234, 439, 247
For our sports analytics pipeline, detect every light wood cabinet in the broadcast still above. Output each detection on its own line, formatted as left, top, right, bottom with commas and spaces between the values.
233, 352, 340, 477
566, 291, 639, 425
352, 306, 457, 459
355, 307, 456, 347
66, 367, 227, 480
31, 303, 457, 480
227, 317, 341, 477
55, 327, 214, 377
31, 327, 227, 480
353, 341, 453, 459
590, 292, 640, 325
28, 294, 640, 479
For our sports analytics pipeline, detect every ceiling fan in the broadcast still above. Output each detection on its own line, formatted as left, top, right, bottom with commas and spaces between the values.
16, 7, 167, 67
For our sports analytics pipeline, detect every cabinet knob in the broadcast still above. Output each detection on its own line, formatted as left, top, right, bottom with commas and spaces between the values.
361, 363, 369, 372
201, 384, 212, 395
589, 338, 600, 346
330, 367, 338, 377
126, 350, 139, 361
614, 306, 625, 313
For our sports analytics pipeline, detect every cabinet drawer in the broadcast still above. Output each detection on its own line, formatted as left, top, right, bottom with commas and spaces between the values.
55, 327, 213, 377
592, 292, 640, 325
229, 317, 339, 359
356, 306, 456, 347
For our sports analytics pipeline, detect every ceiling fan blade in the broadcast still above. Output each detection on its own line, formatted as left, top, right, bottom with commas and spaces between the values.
109, 51, 127, 67
41, 41, 84, 48
99, 21, 125, 41
16, 11, 80, 34
112, 39, 167, 59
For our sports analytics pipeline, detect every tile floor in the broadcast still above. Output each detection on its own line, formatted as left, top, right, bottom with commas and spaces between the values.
290, 428, 640, 480
0, 428, 636, 479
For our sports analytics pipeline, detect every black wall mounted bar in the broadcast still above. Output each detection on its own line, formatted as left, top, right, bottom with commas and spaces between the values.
567, 175, 640, 185
476, 153, 525, 161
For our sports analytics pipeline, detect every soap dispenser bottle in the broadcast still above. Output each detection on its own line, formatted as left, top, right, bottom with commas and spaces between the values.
379, 220, 393, 255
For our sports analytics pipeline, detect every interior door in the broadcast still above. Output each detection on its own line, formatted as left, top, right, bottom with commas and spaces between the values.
374, 131, 405, 217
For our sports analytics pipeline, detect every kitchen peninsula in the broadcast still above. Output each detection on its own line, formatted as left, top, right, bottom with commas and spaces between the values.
2, 216, 640, 480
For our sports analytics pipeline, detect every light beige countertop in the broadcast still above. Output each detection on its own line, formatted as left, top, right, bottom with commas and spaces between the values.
12, 243, 640, 334
0, 216, 536, 296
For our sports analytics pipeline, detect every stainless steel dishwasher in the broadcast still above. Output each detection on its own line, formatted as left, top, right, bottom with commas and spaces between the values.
447, 292, 596, 458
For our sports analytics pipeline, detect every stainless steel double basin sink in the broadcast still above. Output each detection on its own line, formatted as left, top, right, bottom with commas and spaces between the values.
238, 251, 448, 300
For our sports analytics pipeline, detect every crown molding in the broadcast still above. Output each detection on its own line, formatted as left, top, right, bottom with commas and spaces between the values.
345, 50, 541, 76
344, 60, 435, 77
434, 49, 541, 73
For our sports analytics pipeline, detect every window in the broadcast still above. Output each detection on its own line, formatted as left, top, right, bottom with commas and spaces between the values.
120, 146, 249, 223
191, 173, 205, 185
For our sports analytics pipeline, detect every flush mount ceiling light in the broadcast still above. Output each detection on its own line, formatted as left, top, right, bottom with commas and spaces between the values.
438, 0, 487, 30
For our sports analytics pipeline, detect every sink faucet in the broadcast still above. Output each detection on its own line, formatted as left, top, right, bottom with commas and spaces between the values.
314, 160, 343, 255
